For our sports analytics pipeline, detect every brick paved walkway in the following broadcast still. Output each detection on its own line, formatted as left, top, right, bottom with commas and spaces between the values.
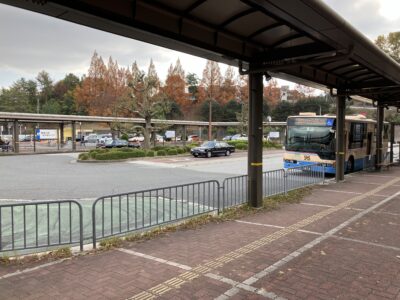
1, 169, 400, 300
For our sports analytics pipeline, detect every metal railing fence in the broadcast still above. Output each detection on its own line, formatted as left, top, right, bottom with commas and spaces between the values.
92, 180, 220, 248
0, 200, 83, 252
0, 164, 327, 254
285, 164, 325, 192
221, 163, 325, 209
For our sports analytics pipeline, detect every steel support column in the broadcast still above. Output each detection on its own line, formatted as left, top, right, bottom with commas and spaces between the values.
376, 105, 384, 170
72, 121, 76, 151
12, 120, 19, 153
182, 125, 187, 146
390, 123, 395, 163
60, 123, 64, 146
335, 94, 345, 182
247, 72, 263, 208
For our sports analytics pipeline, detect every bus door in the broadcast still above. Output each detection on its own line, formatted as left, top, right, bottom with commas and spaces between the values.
366, 132, 372, 156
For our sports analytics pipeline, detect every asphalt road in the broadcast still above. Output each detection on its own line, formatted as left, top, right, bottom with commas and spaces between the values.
0, 150, 285, 201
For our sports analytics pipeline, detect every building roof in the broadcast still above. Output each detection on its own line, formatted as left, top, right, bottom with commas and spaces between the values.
2, 0, 400, 106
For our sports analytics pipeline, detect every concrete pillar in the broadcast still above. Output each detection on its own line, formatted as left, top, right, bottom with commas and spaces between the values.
182, 125, 187, 146
12, 120, 19, 153
247, 72, 263, 208
72, 121, 77, 151
335, 94, 345, 182
60, 123, 64, 146
376, 105, 384, 170
390, 123, 395, 163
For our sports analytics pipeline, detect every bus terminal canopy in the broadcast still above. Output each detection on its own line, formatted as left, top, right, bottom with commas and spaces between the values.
3, 0, 400, 207
3, 0, 400, 106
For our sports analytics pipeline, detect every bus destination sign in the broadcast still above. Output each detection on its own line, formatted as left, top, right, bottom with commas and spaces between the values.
288, 117, 335, 127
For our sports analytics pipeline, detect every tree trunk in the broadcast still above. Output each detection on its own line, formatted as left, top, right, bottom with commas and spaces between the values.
144, 116, 151, 149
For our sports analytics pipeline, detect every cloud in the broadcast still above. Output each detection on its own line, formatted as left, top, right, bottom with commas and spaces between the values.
0, 3, 212, 87
323, 0, 400, 39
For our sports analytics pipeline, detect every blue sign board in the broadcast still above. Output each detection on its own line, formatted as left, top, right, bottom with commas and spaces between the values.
35, 128, 41, 141
326, 118, 334, 126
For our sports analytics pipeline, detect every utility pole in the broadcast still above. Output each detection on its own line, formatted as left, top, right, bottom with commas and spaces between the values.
208, 99, 212, 140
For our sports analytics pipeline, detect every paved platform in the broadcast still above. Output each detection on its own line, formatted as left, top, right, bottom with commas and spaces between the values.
1, 169, 400, 299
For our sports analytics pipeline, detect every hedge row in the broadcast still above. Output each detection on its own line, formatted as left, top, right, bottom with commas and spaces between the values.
79, 146, 191, 161
227, 140, 282, 149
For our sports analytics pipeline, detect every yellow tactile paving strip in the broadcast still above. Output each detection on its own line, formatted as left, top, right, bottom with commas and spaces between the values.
128, 177, 400, 300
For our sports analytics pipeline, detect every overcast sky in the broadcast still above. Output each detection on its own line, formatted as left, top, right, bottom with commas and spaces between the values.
0, 0, 399, 89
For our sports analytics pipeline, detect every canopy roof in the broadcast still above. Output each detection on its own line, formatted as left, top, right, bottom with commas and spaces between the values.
3, 0, 400, 106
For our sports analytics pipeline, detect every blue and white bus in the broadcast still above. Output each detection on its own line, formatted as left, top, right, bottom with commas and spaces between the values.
284, 113, 389, 173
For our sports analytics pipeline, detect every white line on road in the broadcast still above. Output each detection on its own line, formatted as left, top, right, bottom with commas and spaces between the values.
319, 189, 362, 195
118, 248, 276, 299
0, 258, 69, 281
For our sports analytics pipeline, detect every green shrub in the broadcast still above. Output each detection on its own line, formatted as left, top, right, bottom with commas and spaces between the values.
119, 147, 134, 152
263, 141, 282, 149
183, 146, 192, 152
176, 148, 185, 154
135, 150, 146, 157
236, 143, 248, 150
152, 146, 165, 151
120, 133, 129, 141
79, 153, 89, 160
95, 151, 130, 160
187, 143, 199, 148
157, 150, 166, 156
146, 150, 155, 157
167, 148, 178, 155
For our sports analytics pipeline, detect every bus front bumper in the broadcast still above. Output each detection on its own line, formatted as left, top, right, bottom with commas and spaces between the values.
284, 160, 336, 174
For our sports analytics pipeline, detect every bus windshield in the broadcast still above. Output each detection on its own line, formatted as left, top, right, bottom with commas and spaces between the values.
286, 125, 335, 157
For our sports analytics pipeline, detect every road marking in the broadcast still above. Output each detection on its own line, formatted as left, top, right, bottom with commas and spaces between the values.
350, 181, 381, 185
319, 189, 362, 195
118, 248, 274, 298
235, 219, 400, 251
117, 248, 192, 270
301, 203, 364, 212
217, 190, 400, 298
128, 177, 400, 300
0, 197, 96, 203
0, 258, 69, 280
362, 174, 397, 178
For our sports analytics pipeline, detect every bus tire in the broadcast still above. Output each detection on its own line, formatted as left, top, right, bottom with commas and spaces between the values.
346, 156, 355, 173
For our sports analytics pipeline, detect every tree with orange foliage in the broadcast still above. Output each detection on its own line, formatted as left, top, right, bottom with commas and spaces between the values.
74, 51, 129, 116
219, 66, 237, 104
294, 84, 314, 98
199, 60, 222, 139
163, 59, 188, 112
263, 79, 281, 107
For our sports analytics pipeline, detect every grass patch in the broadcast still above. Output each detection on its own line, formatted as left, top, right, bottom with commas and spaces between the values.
0, 254, 10, 265
99, 237, 123, 250
0, 247, 72, 266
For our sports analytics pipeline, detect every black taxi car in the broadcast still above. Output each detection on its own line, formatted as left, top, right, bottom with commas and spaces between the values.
190, 141, 235, 158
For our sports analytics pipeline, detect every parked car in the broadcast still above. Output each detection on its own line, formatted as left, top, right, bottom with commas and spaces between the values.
155, 134, 164, 142
188, 135, 200, 142
128, 134, 144, 142
231, 134, 248, 141
222, 135, 232, 141
86, 134, 98, 143
96, 136, 112, 148
98, 134, 112, 144
103, 139, 129, 148
190, 141, 235, 158
128, 140, 141, 148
